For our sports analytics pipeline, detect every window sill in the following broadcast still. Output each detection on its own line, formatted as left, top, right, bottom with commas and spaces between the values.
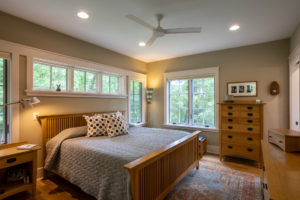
163, 124, 218, 132
25, 89, 127, 99
129, 122, 147, 127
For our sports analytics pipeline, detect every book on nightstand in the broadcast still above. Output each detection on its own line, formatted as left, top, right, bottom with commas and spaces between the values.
16, 144, 39, 150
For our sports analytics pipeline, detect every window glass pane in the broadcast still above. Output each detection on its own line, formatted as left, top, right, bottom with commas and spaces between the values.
102, 75, 109, 93
130, 80, 142, 123
52, 67, 67, 90
110, 76, 119, 94
0, 59, 3, 85
86, 72, 97, 92
74, 70, 85, 92
192, 77, 215, 127
169, 80, 188, 124
33, 63, 51, 89
0, 58, 7, 144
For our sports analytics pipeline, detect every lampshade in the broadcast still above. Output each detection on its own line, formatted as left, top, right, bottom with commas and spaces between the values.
29, 97, 40, 105
146, 88, 154, 102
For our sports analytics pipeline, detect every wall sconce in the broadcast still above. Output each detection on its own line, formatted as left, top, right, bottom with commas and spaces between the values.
0, 97, 40, 108
146, 88, 154, 103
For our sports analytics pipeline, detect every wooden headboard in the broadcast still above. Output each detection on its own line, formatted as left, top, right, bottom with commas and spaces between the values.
38, 111, 126, 165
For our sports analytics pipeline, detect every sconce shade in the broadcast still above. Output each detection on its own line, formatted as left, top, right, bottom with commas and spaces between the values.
29, 97, 40, 105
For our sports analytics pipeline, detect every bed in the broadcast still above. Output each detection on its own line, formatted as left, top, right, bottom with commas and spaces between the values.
38, 111, 200, 200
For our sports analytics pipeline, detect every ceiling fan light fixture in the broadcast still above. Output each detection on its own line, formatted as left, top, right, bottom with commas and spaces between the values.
138, 41, 146, 47
229, 24, 240, 31
77, 11, 89, 19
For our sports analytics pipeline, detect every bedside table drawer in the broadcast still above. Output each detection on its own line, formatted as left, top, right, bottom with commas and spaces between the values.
0, 153, 33, 169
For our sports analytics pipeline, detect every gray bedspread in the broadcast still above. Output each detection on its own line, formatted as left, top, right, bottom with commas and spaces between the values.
45, 127, 189, 200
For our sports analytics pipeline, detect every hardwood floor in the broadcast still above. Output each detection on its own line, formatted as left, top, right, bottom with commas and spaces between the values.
3, 154, 262, 200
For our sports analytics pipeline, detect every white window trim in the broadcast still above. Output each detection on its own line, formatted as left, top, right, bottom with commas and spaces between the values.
164, 66, 219, 131
128, 75, 147, 126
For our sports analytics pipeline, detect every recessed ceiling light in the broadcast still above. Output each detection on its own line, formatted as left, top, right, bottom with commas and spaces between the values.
229, 24, 240, 31
77, 11, 89, 19
139, 42, 146, 47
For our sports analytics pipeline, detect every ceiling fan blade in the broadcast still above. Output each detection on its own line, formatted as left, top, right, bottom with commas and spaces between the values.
126, 14, 154, 30
164, 27, 202, 34
146, 33, 159, 46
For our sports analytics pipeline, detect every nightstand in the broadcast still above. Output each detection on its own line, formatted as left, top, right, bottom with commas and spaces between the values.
0, 142, 40, 199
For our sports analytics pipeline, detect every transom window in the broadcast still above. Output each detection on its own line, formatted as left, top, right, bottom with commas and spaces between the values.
130, 80, 142, 123
74, 70, 97, 92
102, 74, 119, 94
33, 61, 67, 90
165, 67, 219, 129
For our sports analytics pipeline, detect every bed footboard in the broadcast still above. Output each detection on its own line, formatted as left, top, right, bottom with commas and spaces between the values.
124, 131, 200, 200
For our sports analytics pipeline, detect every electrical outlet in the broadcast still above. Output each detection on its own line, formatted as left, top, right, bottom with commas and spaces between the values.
33, 112, 39, 120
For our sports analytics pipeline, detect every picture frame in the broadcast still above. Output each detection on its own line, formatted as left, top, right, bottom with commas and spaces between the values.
227, 81, 257, 97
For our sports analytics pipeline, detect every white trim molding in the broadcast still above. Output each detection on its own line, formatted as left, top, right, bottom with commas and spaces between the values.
163, 66, 219, 131
207, 145, 220, 155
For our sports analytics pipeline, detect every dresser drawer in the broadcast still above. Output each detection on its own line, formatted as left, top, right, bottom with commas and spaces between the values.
222, 124, 240, 132
240, 111, 260, 118
222, 132, 260, 145
222, 117, 239, 124
240, 125, 260, 134
240, 117, 260, 125
0, 152, 33, 169
222, 105, 239, 112
222, 111, 239, 118
268, 133, 285, 151
240, 105, 260, 112
221, 142, 260, 161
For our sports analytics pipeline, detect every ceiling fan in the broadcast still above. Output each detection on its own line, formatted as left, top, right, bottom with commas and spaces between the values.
126, 14, 202, 46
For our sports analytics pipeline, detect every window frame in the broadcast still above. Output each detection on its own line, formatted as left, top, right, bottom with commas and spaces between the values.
128, 76, 146, 126
129, 80, 142, 124
164, 67, 219, 131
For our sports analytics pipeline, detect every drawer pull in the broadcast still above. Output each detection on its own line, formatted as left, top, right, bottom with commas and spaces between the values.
228, 119, 233, 122
228, 106, 233, 109
279, 140, 283, 143
247, 148, 253, 152
228, 126, 233, 129
228, 135, 233, 139
268, 135, 272, 138
247, 137, 253, 141
228, 112, 233, 116
228, 145, 233, 149
6, 158, 16, 163
247, 120, 253, 123
247, 113, 253, 116
247, 127, 253, 131
247, 106, 253, 110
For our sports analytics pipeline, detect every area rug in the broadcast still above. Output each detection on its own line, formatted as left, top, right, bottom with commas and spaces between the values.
165, 161, 262, 200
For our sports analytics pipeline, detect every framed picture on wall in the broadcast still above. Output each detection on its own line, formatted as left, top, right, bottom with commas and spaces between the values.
227, 81, 257, 97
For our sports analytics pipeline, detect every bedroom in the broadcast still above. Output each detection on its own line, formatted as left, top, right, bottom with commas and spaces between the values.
0, 0, 299, 200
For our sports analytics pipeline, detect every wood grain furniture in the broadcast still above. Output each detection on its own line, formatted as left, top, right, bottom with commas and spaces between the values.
0, 142, 40, 199
198, 136, 207, 158
261, 140, 300, 200
219, 100, 264, 167
38, 111, 200, 200
268, 128, 300, 152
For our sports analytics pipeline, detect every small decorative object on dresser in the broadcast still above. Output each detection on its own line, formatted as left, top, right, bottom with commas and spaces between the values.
0, 142, 40, 199
56, 84, 61, 92
268, 129, 300, 152
219, 100, 264, 168
227, 81, 257, 97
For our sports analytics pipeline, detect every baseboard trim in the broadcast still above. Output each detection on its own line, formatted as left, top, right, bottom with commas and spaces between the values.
207, 145, 219, 155
37, 167, 44, 180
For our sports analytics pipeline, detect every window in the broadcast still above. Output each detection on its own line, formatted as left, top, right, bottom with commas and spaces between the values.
102, 74, 119, 94
33, 61, 67, 91
130, 80, 142, 123
165, 67, 219, 129
73, 70, 97, 92
0, 57, 8, 144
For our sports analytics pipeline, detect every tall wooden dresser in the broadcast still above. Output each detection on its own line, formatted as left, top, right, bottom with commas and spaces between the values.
219, 100, 264, 167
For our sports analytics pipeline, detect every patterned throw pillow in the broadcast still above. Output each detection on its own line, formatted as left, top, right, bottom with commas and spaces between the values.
105, 115, 128, 137
83, 115, 107, 137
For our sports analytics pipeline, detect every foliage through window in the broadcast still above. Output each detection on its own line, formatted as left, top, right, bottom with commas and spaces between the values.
130, 80, 142, 123
73, 70, 97, 92
33, 61, 67, 91
168, 77, 215, 127
0, 57, 8, 144
102, 74, 119, 94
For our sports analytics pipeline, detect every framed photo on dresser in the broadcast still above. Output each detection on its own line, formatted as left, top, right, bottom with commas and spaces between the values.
227, 81, 257, 97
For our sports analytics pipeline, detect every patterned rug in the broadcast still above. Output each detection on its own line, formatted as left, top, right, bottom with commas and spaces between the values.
165, 161, 262, 200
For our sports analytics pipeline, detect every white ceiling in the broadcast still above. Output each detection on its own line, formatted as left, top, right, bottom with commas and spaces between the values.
0, 0, 299, 62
